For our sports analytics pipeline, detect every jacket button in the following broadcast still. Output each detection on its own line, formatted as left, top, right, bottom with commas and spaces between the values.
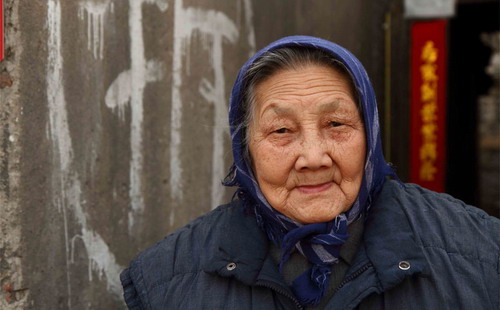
226, 262, 237, 271
398, 261, 411, 270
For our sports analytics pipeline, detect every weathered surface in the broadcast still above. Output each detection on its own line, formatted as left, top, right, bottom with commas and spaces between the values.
0, 0, 399, 309
0, 0, 28, 308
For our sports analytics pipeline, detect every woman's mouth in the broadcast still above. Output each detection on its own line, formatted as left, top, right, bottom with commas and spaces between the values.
296, 182, 333, 194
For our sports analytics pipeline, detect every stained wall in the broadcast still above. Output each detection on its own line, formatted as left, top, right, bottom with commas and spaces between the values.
0, 0, 392, 308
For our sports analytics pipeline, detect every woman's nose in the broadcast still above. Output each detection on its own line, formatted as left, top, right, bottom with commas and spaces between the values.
294, 136, 333, 171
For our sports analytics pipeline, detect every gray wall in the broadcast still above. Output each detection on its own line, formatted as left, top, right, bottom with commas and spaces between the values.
0, 0, 393, 308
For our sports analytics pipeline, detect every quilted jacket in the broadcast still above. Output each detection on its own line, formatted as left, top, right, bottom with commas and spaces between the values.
121, 180, 500, 309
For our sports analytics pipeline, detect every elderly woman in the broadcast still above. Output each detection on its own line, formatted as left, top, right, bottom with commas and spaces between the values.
121, 36, 499, 309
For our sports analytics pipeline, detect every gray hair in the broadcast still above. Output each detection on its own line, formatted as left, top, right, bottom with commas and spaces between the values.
240, 46, 360, 163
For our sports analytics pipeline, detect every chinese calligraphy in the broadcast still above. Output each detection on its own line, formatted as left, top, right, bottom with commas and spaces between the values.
419, 41, 439, 181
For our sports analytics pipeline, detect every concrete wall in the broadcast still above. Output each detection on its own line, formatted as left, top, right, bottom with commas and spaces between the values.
0, 0, 393, 308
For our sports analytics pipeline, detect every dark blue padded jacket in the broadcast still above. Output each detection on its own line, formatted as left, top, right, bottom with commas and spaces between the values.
121, 180, 500, 309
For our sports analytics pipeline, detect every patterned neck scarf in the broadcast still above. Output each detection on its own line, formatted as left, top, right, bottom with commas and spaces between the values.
224, 36, 395, 306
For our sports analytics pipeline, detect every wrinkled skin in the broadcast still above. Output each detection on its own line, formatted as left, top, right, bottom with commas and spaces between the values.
249, 64, 366, 224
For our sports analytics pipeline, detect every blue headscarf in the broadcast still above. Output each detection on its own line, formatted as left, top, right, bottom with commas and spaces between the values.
224, 36, 395, 306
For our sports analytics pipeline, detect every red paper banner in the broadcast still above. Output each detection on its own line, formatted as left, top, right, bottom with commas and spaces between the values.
409, 20, 447, 192
0, 0, 3, 61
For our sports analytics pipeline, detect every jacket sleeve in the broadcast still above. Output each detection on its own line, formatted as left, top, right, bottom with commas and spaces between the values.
120, 266, 147, 310
119, 206, 231, 309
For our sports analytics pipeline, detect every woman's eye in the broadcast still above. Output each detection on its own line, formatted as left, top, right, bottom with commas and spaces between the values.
330, 121, 342, 127
275, 128, 288, 134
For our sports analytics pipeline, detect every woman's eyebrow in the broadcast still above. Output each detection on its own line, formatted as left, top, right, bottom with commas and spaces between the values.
317, 101, 341, 113
260, 105, 294, 118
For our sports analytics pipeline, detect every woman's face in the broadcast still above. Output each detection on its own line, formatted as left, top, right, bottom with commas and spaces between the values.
248, 64, 366, 224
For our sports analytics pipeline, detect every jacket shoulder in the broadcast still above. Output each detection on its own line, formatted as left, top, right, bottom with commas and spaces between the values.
120, 201, 240, 309
380, 180, 500, 260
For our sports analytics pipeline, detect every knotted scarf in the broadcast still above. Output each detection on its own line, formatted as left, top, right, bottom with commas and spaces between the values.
224, 36, 395, 306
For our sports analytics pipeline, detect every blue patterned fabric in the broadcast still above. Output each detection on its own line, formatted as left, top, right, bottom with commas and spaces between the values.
224, 35, 396, 306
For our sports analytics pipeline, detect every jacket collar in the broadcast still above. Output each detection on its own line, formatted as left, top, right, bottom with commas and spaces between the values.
327, 180, 430, 309
203, 201, 283, 286
362, 180, 430, 291
204, 180, 430, 299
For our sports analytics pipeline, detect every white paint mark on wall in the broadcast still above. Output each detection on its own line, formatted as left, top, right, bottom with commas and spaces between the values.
243, 0, 256, 57
170, 0, 240, 216
78, 0, 114, 59
105, 70, 131, 121
104, 0, 167, 233
145, 0, 169, 12
47, 1, 123, 306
